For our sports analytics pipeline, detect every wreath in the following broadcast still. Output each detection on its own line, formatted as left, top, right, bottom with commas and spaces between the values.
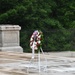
30, 30, 43, 50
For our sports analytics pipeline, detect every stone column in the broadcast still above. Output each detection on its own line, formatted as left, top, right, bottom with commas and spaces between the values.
0, 25, 23, 52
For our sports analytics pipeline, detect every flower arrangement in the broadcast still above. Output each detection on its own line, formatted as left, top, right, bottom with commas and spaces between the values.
30, 30, 43, 50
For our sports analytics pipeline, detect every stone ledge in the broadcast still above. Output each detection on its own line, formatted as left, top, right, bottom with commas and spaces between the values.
0, 25, 21, 30
0, 46, 23, 53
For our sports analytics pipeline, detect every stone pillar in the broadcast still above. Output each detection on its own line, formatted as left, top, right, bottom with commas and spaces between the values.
0, 25, 23, 52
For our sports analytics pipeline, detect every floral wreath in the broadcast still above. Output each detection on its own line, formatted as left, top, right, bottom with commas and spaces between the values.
30, 30, 43, 50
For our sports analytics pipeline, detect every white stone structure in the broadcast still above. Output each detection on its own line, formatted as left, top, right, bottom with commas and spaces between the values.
0, 25, 23, 52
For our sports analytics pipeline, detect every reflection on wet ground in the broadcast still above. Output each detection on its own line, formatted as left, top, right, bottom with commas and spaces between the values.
0, 52, 75, 75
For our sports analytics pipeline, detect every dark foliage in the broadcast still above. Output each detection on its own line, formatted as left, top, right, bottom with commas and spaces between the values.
0, 0, 75, 52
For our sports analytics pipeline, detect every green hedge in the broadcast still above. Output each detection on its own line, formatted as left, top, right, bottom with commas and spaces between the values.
20, 28, 75, 52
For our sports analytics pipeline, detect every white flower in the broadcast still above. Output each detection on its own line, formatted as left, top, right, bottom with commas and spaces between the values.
30, 38, 33, 41
38, 35, 41, 38
38, 41, 41, 44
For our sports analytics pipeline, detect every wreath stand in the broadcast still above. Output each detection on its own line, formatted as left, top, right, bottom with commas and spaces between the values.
27, 41, 47, 73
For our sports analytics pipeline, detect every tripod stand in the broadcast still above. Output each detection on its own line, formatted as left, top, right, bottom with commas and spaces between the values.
27, 42, 47, 73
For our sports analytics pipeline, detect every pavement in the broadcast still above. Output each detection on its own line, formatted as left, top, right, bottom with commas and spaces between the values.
0, 51, 75, 75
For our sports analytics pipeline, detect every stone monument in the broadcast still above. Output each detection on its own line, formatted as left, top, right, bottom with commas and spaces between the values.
0, 25, 23, 52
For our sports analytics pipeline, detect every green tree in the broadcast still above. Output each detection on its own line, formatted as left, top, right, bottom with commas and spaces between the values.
0, 0, 75, 52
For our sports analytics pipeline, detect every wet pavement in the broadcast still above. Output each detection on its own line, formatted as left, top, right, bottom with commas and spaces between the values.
0, 52, 75, 75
